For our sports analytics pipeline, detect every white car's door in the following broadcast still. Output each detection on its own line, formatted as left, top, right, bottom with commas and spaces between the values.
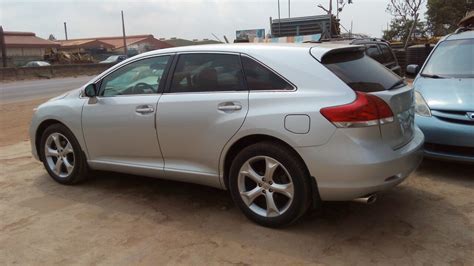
82, 55, 172, 171
156, 53, 249, 186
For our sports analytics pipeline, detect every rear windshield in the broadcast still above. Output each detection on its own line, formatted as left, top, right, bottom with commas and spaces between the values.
322, 50, 402, 92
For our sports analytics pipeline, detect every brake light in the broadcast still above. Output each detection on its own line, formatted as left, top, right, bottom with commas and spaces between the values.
320, 92, 394, 128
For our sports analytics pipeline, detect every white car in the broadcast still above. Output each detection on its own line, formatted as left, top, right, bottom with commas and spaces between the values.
30, 44, 423, 227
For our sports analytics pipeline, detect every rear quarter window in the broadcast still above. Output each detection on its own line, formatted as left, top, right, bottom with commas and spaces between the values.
241, 56, 293, 91
322, 50, 401, 92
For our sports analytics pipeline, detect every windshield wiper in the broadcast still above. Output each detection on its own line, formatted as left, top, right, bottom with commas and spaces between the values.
420, 73, 446, 79
388, 79, 405, 90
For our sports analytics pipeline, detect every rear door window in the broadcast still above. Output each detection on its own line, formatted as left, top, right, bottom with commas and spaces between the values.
322, 50, 402, 92
365, 44, 383, 62
169, 53, 245, 93
241, 56, 293, 91
379, 44, 395, 64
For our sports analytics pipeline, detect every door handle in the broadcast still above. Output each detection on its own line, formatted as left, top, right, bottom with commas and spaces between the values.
218, 103, 242, 112
136, 105, 154, 114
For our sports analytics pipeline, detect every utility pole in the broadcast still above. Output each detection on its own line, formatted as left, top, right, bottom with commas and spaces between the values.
121, 10, 127, 56
329, 0, 333, 39
288, 0, 291, 18
277, 0, 281, 36
63, 22, 68, 40
0, 26, 7, 67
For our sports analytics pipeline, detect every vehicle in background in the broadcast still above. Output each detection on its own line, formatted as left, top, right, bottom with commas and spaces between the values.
99, 55, 127, 64
30, 43, 423, 227
23, 61, 51, 67
328, 38, 403, 76
407, 28, 474, 163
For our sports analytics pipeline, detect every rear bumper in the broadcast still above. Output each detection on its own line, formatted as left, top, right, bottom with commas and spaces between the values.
416, 115, 474, 163
295, 127, 424, 201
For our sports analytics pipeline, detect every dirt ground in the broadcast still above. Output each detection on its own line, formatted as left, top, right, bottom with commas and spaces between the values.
0, 99, 473, 265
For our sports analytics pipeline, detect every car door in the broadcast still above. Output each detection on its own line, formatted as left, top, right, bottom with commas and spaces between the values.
82, 55, 172, 171
156, 52, 248, 185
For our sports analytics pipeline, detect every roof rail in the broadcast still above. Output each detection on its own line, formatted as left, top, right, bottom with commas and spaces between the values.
454, 27, 473, 34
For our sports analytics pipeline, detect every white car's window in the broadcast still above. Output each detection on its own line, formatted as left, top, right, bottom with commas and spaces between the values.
241, 57, 293, 91
100, 56, 170, 96
170, 53, 245, 93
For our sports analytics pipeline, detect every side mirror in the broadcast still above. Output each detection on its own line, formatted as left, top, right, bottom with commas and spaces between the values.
84, 84, 97, 97
406, 64, 420, 76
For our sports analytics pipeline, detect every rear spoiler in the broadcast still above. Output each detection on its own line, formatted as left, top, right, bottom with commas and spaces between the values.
310, 45, 365, 62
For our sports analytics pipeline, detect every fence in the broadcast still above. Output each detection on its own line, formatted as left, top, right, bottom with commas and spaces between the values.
0, 63, 114, 81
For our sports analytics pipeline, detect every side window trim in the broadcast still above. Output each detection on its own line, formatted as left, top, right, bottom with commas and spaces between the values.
96, 53, 175, 97
239, 54, 297, 91
164, 52, 246, 94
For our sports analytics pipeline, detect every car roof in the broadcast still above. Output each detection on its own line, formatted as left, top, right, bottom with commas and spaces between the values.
443, 29, 474, 41
135, 43, 358, 61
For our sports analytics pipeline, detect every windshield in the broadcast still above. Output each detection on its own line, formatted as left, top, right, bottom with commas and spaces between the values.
322, 50, 402, 92
422, 39, 474, 78
104, 56, 119, 62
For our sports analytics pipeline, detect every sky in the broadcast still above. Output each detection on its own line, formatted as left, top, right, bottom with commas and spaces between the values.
0, 0, 428, 41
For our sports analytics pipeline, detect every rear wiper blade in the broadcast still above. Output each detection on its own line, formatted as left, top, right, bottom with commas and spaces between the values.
420, 73, 446, 79
388, 79, 405, 90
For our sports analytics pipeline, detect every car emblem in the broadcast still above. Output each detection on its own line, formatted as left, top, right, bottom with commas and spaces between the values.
468, 112, 474, 120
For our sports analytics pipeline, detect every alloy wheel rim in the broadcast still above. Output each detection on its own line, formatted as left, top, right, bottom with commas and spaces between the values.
44, 133, 75, 178
237, 156, 294, 218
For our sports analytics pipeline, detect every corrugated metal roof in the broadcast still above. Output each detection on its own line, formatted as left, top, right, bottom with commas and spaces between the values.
57, 35, 173, 50
4, 31, 60, 48
57, 39, 115, 49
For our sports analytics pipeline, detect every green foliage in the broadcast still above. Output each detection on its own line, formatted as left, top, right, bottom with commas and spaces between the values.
383, 19, 427, 41
426, 0, 473, 36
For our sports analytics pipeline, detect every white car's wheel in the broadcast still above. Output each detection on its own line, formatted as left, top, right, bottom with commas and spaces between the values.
39, 124, 88, 185
229, 142, 313, 227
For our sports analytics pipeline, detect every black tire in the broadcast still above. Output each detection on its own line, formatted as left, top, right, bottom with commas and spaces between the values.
229, 141, 312, 227
39, 123, 89, 185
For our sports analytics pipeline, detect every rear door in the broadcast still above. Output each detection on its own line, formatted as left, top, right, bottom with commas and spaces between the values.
319, 48, 414, 149
156, 52, 249, 179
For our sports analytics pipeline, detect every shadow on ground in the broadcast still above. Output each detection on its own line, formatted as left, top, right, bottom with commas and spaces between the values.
30, 158, 473, 264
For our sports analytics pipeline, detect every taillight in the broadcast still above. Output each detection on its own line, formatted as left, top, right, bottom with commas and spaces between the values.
320, 92, 394, 128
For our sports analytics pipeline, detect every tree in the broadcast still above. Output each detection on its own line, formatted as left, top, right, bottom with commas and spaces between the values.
48, 34, 57, 41
385, 0, 426, 47
426, 0, 474, 36
383, 19, 427, 41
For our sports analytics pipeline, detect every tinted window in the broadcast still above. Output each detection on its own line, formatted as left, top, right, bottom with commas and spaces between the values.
170, 54, 245, 93
379, 44, 395, 64
365, 45, 382, 62
100, 56, 170, 96
322, 51, 402, 92
241, 57, 293, 90
422, 39, 474, 78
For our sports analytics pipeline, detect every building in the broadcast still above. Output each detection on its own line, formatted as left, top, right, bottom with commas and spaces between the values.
270, 14, 340, 39
0, 31, 60, 66
57, 34, 173, 57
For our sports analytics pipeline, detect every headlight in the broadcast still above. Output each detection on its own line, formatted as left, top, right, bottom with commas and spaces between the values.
415, 91, 431, 117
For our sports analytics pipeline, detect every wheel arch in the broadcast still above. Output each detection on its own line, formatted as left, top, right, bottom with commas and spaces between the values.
221, 134, 311, 190
35, 119, 78, 161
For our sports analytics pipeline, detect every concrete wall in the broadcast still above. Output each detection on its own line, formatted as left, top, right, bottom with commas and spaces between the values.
0, 63, 114, 81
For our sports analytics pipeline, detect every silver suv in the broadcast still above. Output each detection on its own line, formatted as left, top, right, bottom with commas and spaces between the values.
30, 44, 424, 227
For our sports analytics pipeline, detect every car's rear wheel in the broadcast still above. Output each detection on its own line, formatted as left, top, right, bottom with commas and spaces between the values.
39, 124, 88, 185
229, 142, 312, 227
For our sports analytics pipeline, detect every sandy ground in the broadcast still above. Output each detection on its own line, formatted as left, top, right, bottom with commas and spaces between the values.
0, 98, 473, 265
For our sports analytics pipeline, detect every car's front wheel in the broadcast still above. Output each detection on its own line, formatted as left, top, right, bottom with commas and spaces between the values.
39, 124, 89, 185
229, 142, 312, 227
